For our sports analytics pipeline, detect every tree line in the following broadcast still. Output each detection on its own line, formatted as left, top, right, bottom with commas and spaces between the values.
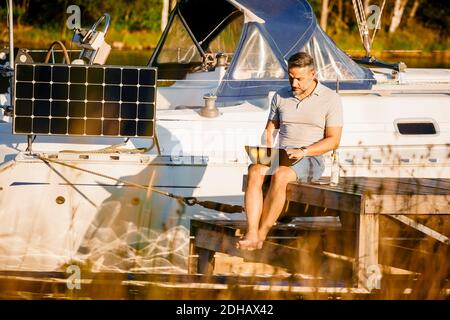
2, 0, 448, 40
311, 0, 447, 37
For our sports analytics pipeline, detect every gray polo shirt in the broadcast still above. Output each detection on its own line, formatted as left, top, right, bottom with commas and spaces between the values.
268, 82, 343, 148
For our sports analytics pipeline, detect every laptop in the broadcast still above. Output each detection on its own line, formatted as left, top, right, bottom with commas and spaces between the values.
244, 145, 301, 167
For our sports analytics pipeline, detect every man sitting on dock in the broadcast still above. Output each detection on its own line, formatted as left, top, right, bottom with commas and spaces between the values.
238, 52, 343, 250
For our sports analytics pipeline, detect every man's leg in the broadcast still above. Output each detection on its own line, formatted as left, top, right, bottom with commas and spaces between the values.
258, 166, 297, 242
237, 164, 270, 250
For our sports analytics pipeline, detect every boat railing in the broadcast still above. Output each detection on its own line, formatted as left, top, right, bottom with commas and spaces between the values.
26, 49, 82, 64
155, 78, 450, 94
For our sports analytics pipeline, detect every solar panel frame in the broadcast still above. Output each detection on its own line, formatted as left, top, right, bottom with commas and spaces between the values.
13, 63, 157, 138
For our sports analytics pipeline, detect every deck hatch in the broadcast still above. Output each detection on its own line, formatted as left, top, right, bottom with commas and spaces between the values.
13, 63, 157, 138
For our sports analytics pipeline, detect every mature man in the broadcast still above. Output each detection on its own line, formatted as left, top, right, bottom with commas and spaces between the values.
238, 52, 343, 250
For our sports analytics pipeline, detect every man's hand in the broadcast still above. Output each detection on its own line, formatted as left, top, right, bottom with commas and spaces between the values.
285, 148, 305, 159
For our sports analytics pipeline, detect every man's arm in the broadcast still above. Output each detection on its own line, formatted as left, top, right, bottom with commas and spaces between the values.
264, 120, 280, 147
286, 126, 342, 159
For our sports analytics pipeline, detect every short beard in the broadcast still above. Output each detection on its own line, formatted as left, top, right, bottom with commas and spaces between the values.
292, 79, 315, 96
292, 87, 307, 95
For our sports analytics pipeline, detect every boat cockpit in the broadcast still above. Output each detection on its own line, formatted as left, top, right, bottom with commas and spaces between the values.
149, 0, 375, 110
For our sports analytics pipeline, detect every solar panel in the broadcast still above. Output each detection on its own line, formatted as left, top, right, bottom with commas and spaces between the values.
13, 63, 157, 138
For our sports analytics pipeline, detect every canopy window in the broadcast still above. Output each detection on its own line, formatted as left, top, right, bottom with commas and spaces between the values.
205, 13, 244, 58
232, 26, 285, 80
152, 0, 244, 80
303, 26, 368, 81
179, 0, 240, 52
156, 14, 202, 65
151, 0, 375, 99
153, 13, 203, 80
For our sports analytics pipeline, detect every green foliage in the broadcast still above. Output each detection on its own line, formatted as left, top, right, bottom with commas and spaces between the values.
415, 0, 449, 38
0, 0, 448, 51
16, 0, 163, 32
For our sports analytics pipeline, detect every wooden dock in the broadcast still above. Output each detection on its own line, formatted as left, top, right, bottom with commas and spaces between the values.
189, 177, 450, 293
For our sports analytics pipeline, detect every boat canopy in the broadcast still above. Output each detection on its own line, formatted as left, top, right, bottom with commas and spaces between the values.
149, 0, 374, 103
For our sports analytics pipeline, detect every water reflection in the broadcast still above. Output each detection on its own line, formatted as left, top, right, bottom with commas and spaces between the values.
106, 50, 449, 68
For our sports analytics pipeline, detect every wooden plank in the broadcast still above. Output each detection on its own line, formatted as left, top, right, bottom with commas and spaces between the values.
190, 219, 244, 237
188, 237, 197, 274
196, 248, 215, 275
425, 178, 450, 188
356, 212, 380, 290
286, 183, 362, 214
379, 241, 449, 273
336, 177, 448, 195
275, 218, 343, 231
336, 177, 402, 192
192, 228, 344, 275
316, 177, 450, 195
305, 177, 366, 195
364, 194, 450, 214
247, 176, 449, 196
377, 178, 450, 195
387, 215, 449, 244
382, 178, 450, 191
194, 228, 239, 255
247, 177, 449, 213
191, 219, 342, 240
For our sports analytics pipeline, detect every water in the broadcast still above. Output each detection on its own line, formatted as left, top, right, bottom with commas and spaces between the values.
26, 48, 449, 68
107, 50, 154, 66
106, 50, 449, 68
375, 54, 450, 69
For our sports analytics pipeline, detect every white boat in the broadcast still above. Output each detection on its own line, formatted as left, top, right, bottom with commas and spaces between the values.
0, 0, 449, 273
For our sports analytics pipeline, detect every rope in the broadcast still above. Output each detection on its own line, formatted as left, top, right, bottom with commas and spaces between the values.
37, 154, 244, 214
59, 137, 158, 155
370, 0, 386, 46
60, 144, 149, 154
352, 0, 387, 56
352, 0, 370, 55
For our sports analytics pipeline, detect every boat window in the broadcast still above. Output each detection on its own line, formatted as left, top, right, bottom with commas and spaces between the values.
232, 27, 285, 80
303, 27, 367, 81
156, 14, 202, 64
205, 13, 244, 59
396, 121, 438, 135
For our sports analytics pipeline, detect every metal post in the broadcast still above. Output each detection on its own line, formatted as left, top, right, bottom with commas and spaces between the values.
8, 0, 14, 105
27, 135, 33, 154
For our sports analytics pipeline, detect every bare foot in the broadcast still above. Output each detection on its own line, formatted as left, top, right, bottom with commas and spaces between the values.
236, 232, 263, 251
257, 227, 270, 244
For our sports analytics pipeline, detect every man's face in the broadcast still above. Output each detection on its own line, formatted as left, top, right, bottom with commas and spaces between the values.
288, 66, 316, 95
